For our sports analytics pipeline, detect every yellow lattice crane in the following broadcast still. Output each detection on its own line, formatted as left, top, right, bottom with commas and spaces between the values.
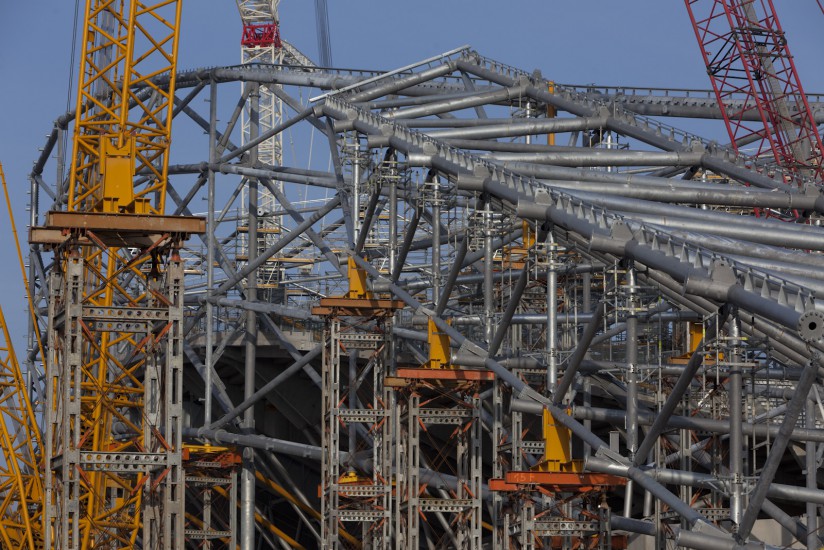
27, 2, 204, 549
0, 304, 44, 550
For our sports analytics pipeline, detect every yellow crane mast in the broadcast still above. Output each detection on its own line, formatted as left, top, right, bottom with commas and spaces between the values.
28, 1, 203, 548
0, 304, 44, 550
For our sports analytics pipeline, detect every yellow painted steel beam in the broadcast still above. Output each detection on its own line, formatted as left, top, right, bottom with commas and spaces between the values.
254, 472, 362, 549
0, 306, 44, 549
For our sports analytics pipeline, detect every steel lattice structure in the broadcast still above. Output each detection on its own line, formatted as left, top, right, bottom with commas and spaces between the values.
22, 24, 824, 550
684, 0, 824, 182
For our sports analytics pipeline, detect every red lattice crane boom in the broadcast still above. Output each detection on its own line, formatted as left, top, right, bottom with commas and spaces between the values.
684, 0, 824, 183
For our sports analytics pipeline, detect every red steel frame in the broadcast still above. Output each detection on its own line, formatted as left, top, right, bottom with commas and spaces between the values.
241, 22, 282, 48
684, 0, 824, 184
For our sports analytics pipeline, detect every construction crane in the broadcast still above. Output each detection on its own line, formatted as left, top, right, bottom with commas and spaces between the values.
684, 0, 824, 184
28, 1, 203, 548
0, 295, 44, 550
0, 164, 45, 550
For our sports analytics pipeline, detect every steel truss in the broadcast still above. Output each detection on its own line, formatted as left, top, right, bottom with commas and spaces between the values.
26, 45, 824, 549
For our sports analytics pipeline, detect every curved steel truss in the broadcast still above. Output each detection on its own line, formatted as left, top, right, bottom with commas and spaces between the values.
26, 47, 824, 549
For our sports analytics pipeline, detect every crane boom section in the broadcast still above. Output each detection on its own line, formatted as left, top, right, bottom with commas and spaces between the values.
684, 0, 824, 182
70, 0, 182, 215
0, 306, 44, 550
46, 1, 188, 548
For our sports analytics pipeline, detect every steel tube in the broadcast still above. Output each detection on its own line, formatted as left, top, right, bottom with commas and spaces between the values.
635, 306, 729, 464
383, 85, 528, 121
585, 456, 706, 527
205, 80, 217, 427
209, 346, 323, 430
728, 313, 744, 524
421, 116, 608, 140
241, 82, 260, 550
737, 359, 819, 540
553, 300, 606, 404
547, 232, 558, 388
572, 405, 824, 443
214, 195, 342, 295
489, 259, 530, 356
807, 397, 818, 550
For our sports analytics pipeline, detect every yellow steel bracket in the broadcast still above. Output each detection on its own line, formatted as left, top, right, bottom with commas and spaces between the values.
539, 408, 582, 473
547, 81, 557, 146
98, 136, 151, 214
425, 318, 452, 369
345, 257, 372, 299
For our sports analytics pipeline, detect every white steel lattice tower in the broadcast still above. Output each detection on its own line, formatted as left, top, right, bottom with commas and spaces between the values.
236, 0, 285, 298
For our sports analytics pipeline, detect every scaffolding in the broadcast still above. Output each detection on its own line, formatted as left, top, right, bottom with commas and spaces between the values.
21, 33, 824, 550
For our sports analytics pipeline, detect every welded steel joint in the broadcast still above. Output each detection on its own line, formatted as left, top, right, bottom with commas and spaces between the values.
684, 260, 737, 302
798, 309, 824, 343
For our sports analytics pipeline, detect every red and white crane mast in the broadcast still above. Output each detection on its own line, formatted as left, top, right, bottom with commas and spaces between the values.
684, 0, 824, 183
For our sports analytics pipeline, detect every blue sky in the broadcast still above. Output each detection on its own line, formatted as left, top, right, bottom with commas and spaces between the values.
0, 1, 822, 351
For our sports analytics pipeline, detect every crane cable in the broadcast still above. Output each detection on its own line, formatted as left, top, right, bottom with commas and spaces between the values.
314, 0, 332, 67
0, 164, 46, 373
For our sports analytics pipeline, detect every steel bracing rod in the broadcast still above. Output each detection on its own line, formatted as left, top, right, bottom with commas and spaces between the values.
487, 149, 708, 167
325, 49, 464, 102
458, 69, 489, 119
183, 339, 238, 419
535, 177, 824, 218
199, 162, 336, 188
175, 96, 240, 155
253, 456, 323, 545
677, 529, 781, 550
323, 119, 357, 248
201, 297, 319, 321
807, 396, 819, 550
415, 116, 607, 140
761, 499, 814, 547
258, 177, 345, 276
434, 236, 469, 317
728, 310, 744, 524
552, 300, 607, 405
213, 195, 341, 295
381, 84, 528, 121
634, 305, 731, 465
240, 82, 261, 550
455, 55, 805, 189
736, 358, 821, 542
364, 87, 493, 111
391, 206, 421, 282
488, 258, 530, 356
567, 405, 824, 444
209, 345, 324, 430
584, 456, 706, 527
439, 308, 696, 328
398, 117, 585, 129
219, 105, 314, 164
